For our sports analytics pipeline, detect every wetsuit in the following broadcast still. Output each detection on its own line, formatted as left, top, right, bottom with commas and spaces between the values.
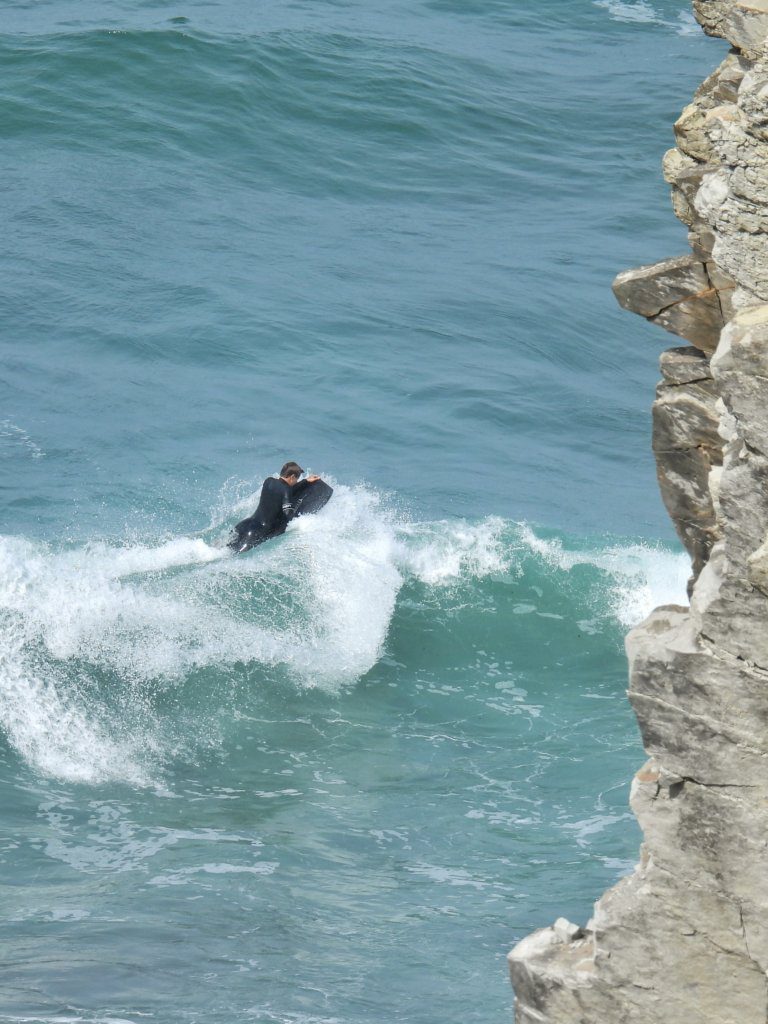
229, 477, 313, 551
252, 477, 296, 533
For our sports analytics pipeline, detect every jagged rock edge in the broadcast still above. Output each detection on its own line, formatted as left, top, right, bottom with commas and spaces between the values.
509, 5, 768, 1022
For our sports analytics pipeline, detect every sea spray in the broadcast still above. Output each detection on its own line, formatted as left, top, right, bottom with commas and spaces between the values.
0, 538, 154, 785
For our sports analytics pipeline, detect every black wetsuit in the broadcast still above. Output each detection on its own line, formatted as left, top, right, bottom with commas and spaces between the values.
229, 477, 314, 551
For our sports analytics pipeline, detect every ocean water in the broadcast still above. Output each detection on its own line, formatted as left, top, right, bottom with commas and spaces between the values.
0, 1, 724, 1022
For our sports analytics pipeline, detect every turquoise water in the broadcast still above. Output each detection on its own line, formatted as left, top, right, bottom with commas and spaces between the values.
1, 2, 722, 1021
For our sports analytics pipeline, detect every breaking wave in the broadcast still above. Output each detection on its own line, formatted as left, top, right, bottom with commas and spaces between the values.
0, 484, 688, 786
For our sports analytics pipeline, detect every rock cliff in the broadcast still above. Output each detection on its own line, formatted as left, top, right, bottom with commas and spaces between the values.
508, 4, 768, 1021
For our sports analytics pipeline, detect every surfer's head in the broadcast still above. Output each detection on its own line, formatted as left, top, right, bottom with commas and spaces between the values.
279, 461, 304, 483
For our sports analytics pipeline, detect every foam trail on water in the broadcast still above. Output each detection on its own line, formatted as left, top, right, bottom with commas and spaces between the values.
0, 419, 45, 460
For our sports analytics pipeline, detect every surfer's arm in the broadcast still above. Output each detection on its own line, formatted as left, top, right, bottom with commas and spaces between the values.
279, 479, 297, 521
283, 476, 324, 521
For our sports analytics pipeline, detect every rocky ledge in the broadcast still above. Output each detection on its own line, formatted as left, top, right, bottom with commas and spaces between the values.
509, 4, 768, 1022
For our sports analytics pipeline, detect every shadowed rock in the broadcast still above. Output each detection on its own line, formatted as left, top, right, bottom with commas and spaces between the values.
612, 256, 725, 354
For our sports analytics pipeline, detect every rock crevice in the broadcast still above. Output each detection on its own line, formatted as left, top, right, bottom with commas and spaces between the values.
509, 5, 768, 1021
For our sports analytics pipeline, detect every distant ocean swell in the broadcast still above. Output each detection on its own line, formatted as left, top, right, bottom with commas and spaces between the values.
0, 484, 688, 787
1, 26, 519, 190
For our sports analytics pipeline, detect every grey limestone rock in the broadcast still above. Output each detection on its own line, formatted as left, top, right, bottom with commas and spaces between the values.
696, 50, 750, 105
692, 0, 738, 37
652, 349, 722, 585
509, 3, 768, 1021
694, 0, 768, 56
723, 2, 768, 57
659, 344, 712, 384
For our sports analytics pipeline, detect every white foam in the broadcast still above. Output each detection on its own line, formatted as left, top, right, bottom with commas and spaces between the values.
394, 516, 509, 585
0, 485, 404, 784
594, 0, 660, 24
275, 485, 402, 682
676, 9, 701, 35
594, 0, 700, 35
0, 553, 153, 787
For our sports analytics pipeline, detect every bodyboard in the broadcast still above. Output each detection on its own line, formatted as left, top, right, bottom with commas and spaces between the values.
293, 480, 333, 518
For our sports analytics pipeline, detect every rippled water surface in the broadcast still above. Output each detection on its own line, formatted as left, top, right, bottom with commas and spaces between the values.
1, 1, 724, 1021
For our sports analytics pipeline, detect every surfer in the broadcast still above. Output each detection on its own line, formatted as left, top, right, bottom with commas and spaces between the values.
228, 461, 327, 553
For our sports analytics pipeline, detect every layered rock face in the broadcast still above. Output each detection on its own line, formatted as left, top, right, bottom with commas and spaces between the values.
508, 5, 768, 1021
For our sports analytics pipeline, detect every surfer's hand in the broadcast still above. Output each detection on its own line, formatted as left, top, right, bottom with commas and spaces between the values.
307, 475, 320, 483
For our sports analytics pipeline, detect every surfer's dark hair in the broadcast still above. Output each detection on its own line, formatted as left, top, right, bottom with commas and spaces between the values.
280, 461, 303, 479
